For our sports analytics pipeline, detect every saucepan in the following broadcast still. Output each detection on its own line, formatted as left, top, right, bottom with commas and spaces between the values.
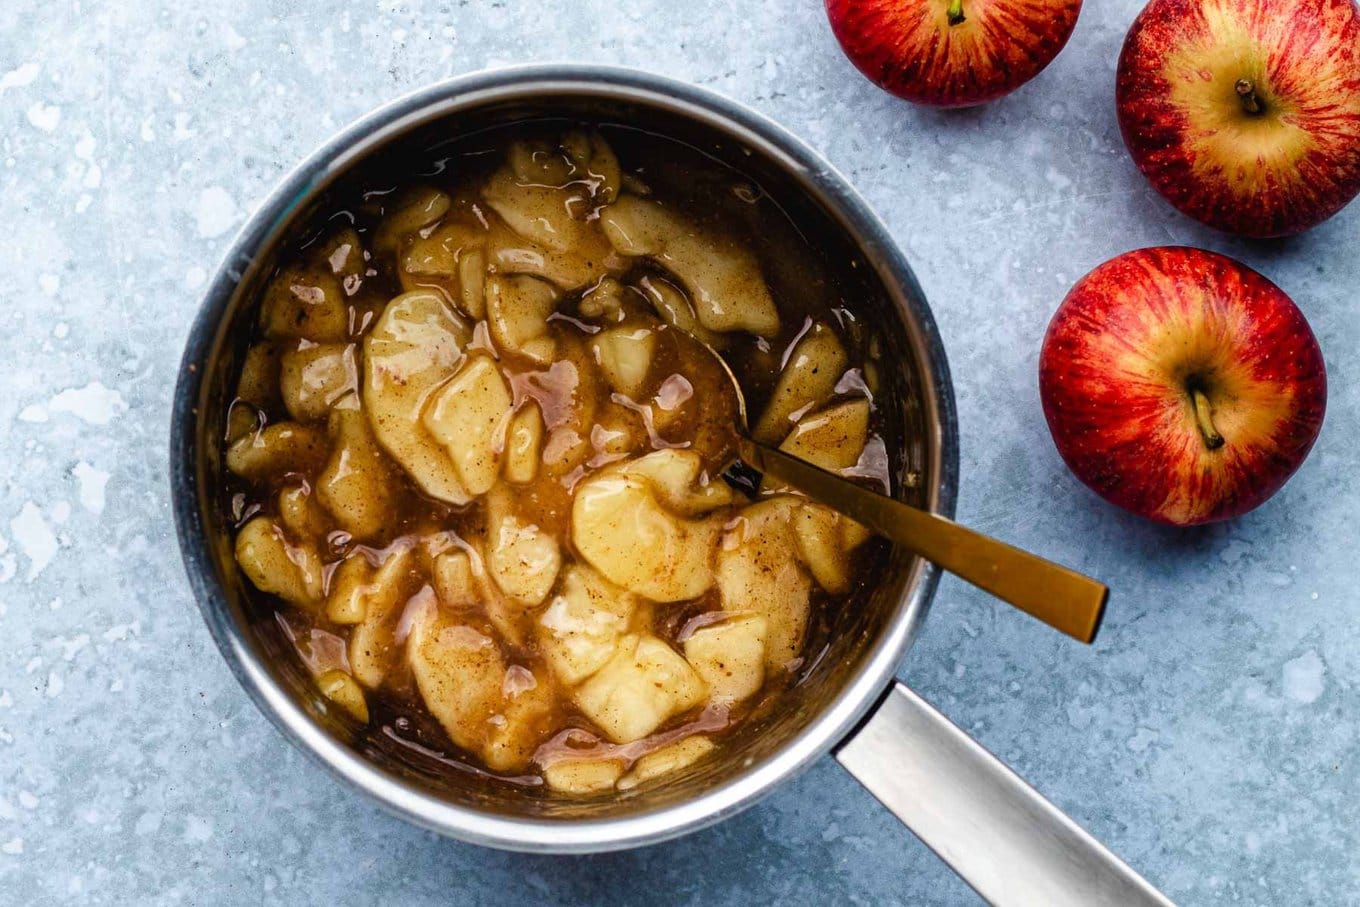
170, 65, 1171, 906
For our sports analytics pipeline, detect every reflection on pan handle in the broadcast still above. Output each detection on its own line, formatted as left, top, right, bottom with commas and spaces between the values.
836, 683, 1176, 907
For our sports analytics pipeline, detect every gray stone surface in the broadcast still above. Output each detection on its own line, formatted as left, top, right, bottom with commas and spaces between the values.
0, 1, 1356, 903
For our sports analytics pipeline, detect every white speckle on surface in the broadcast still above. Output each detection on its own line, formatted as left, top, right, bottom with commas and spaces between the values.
185, 265, 207, 289
0, 62, 40, 93
11, 503, 58, 579
58, 634, 89, 661
50, 502, 70, 525
184, 814, 214, 843
24, 657, 41, 675
44, 382, 126, 425
173, 111, 195, 140
53, 322, 69, 338
74, 130, 96, 159
26, 101, 60, 131
222, 23, 247, 49
1, 838, 23, 856
73, 131, 102, 188
0, 690, 11, 708
72, 462, 109, 515
1283, 650, 1326, 705
45, 671, 64, 698
17, 791, 38, 810
195, 186, 238, 238
1127, 727, 1160, 753
38, 274, 60, 296
17, 404, 48, 422
103, 620, 140, 642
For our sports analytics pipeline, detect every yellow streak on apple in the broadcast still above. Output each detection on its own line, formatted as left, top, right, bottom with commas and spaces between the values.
1155, 0, 1360, 203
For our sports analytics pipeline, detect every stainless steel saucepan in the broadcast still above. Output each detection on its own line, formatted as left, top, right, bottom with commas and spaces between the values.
170, 65, 1172, 906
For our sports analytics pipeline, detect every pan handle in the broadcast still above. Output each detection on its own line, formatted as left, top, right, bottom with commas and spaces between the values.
835, 682, 1175, 906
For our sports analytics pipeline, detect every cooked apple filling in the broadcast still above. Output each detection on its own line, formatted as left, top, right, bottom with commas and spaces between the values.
225, 129, 887, 794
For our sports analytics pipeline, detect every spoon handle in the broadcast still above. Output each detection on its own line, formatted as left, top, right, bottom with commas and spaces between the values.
737, 438, 1109, 644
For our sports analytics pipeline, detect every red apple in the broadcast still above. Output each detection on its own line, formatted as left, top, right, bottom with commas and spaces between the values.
825, 0, 1082, 107
1039, 247, 1326, 526
1116, 0, 1360, 237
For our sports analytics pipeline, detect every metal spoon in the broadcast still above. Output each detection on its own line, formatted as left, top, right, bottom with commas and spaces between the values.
682, 329, 1109, 644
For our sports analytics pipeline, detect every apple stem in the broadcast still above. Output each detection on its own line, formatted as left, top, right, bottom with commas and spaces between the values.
947, 0, 965, 25
1192, 389, 1225, 451
1235, 79, 1265, 116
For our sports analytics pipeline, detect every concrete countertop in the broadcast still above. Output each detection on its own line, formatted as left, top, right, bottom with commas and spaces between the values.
1, 0, 1355, 903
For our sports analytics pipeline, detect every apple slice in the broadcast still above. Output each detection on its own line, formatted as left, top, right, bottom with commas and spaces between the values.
430, 541, 526, 646
752, 323, 848, 444
234, 516, 324, 608
486, 507, 562, 608
407, 600, 556, 772
431, 549, 477, 610
599, 195, 780, 336
236, 342, 282, 411
485, 157, 600, 255
542, 758, 625, 795
346, 546, 422, 689
791, 504, 854, 595
422, 354, 515, 496
503, 403, 544, 485
258, 263, 350, 342
316, 669, 369, 723
316, 408, 398, 541
617, 736, 715, 790
398, 221, 489, 319
279, 342, 358, 422
537, 565, 638, 687
779, 398, 870, 471
327, 553, 373, 625
636, 275, 722, 348
573, 633, 708, 744
225, 422, 328, 482
316, 227, 366, 290
372, 186, 451, 256
276, 484, 330, 544
485, 274, 558, 365
571, 450, 729, 601
592, 325, 657, 398
362, 289, 473, 505
683, 614, 767, 705
716, 497, 813, 671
